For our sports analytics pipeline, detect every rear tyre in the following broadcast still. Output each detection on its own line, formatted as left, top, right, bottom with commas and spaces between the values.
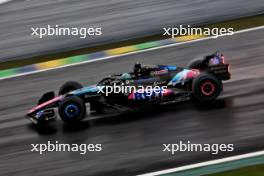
188, 59, 203, 70
59, 96, 86, 123
192, 73, 222, 103
59, 81, 83, 95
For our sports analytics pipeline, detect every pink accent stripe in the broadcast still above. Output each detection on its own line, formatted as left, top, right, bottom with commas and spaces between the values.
28, 95, 63, 113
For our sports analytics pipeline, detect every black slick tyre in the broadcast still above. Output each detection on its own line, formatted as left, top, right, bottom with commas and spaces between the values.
58, 96, 86, 123
192, 73, 222, 103
188, 59, 203, 70
59, 81, 83, 95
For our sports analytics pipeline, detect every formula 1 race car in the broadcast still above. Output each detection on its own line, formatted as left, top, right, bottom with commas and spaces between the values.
26, 52, 230, 124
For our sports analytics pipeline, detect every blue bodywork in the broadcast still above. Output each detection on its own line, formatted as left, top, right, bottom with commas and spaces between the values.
160, 65, 177, 71
71, 85, 99, 96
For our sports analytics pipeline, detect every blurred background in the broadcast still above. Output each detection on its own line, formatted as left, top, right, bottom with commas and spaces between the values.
1, 0, 264, 62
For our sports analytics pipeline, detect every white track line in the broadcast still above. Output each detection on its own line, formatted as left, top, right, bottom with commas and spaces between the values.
0, 0, 12, 5
1, 25, 264, 81
138, 150, 264, 176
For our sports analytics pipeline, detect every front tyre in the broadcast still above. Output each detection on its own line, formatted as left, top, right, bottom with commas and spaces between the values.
59, 81, 83, 95
192, 73, 222, 102
59, 96, 86, 123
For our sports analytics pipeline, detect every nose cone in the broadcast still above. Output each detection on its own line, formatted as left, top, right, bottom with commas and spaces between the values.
28, 95, 63, 114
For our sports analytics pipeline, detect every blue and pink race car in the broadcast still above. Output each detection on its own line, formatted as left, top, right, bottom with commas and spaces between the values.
26, 52, 230, 125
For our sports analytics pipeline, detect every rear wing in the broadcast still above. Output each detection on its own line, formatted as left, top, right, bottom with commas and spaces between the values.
208, 64, 230, 80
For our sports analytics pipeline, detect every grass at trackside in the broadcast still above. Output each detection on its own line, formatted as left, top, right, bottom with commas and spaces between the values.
1, 13, 264, 70
206, 164, 264, 176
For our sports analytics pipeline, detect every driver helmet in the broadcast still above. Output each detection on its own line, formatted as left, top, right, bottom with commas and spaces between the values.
121, 73, 131, 80
134, 62, 141, 68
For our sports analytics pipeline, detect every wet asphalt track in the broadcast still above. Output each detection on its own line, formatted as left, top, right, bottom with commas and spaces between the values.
0, 28, 264, 175
1, 0, 264, 61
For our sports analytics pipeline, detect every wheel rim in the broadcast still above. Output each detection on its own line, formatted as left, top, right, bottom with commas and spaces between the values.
200, 81, 215, 96
65, 104, 79, 118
